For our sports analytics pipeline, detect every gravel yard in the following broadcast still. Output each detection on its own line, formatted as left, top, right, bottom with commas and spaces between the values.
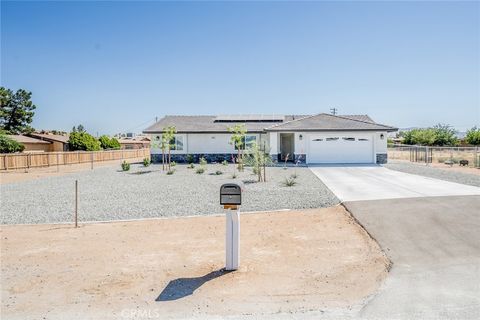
1, 164, 339, 224
384, 161, 480, 187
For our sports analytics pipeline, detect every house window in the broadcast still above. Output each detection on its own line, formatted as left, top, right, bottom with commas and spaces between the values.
358, 138, 369, 141
235, 135, 257, 150
342, 137, 355, 141
169, 136, 184, 151
326, 137, 339, 141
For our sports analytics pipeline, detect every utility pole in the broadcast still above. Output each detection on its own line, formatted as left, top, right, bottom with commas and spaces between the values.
330, 108, 338, 115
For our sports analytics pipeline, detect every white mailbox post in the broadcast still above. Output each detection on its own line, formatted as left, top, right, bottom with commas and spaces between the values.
220, 183, 241, 271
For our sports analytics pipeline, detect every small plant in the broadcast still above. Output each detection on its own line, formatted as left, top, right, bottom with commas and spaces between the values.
166, 169, 175, 175
199, 157, 207, 166
283, 176, 297, 187
171, 161, 177, 167
143, 158, 151, 167
196, 167, 205, 174
121, 161, 130, 171
222, 160, 228, 166
231, 173, 237, 179
187, 163, 195, 169
215, 170, 223, 175
186, 154, 194, 164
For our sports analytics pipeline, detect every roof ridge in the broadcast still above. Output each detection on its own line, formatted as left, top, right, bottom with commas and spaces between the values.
329, 113, 395, 129
265, 113, 322, 129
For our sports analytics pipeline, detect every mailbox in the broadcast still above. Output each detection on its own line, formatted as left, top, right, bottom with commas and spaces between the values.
220, 183, 242, 205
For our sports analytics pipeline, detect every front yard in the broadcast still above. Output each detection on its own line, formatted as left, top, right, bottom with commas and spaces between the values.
1, 163, 339, 224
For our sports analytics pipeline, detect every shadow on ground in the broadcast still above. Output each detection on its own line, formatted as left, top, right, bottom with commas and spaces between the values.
157, 269, 231, 301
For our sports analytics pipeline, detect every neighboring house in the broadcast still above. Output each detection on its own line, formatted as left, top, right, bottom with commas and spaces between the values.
118, 136, 150, 150
8, 135, 52, 152
143, 113, 397, 164
28, 133, 69, 151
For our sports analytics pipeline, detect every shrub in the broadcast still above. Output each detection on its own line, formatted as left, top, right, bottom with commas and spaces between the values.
465, 127, 480, 145
187, 163, 195, 169
186, 154, 194, 164
222, 160, 228, 166
215, 170, 223, 175
99, 135, 121, 150
166, 169, 175, 175
68, 132, 101, 151
143, 158, 150, 167
403, 124, 458, 146
121, 161, 130, 171
199, 157, 207, 166
171, 161, 177, 167
0, 134, 25, 153
196, 167, 205, 174
283, 177, 297, 187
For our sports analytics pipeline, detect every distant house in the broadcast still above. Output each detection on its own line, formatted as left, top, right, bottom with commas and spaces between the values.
143, 113, 397, 164
28, 133, 69, 151
8, 135, 52, 152
118, 136, 150, 150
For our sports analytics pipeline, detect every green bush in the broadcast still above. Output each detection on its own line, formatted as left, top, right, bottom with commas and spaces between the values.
167, 169, 175, 175
171, 161, 177, 167
215, 170, 223, 175
0, 134, 25, 153
68, 132, 101, 151
99, 135, 121, 150
403, 124, 458, 146
121, 161, 130, 171
196, 167, 205, 174
143, 158, 150, 167
283, 177, 297, 187
199, 157, 207, 166
222, 160, 228, 166
465, 127, 480, 145
187, 163, 195, 169
186, 154, 194, 164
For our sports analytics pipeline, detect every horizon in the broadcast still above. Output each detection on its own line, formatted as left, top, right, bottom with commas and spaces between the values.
1, 1, 479, 135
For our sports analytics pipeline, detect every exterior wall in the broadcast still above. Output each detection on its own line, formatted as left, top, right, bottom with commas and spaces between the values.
22, 143, 53, 152
51, 141, 66, 152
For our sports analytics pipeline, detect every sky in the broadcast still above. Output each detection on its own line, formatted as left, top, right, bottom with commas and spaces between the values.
1, 1, 479, 135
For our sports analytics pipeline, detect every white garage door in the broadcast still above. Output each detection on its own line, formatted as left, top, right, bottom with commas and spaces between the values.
307, 134, 374, 164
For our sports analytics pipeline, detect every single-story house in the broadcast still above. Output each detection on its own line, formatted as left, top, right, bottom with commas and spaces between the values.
28, 133, 69, 151
8, 135, 53, 152
143, 113, 398, 164
118, 136, 150, 150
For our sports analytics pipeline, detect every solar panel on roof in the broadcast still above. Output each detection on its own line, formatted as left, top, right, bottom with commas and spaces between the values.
214, 114, 285, 122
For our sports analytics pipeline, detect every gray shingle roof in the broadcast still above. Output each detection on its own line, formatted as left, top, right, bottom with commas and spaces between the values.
143, 114, 397, 133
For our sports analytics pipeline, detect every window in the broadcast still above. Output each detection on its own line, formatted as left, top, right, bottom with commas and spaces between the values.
342, 137, 355, 141
169, 136, 184, 151
326, 137, 339, 141
234, 135, 257, 150
358, 138, 369, 141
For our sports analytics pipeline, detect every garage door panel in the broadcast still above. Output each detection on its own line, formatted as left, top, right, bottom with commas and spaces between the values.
307, 135, 374, 164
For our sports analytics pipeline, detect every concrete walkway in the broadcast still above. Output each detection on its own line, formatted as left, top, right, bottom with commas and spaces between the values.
309, 164, 480, 201
344, 195, 480, 320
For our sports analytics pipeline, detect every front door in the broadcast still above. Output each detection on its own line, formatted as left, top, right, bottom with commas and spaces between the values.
280, 133, 295, 161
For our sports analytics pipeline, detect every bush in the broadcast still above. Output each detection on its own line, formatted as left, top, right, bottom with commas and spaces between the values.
186, 154, 194, 164
167, 169, 175, 175
143, 158, 150, 167
465, 127, 480, 145
187, 163, 195, 169
283, 177, 297, 187
99, 135, 121, 150
68, 132, 101, 151
121, 161, 130, 171
222, 160, 228, 166
196, 167, 205, 174
215, 170, 223, 175
403, 124, 458, 146
171, 161, 176, 167
199, 157, 207, 166
0, 134, 25, 153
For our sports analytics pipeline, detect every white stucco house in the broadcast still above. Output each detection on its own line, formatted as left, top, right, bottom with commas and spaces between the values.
143, 113, 397, 164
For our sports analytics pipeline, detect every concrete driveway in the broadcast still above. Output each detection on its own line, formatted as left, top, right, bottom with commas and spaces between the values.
344, 196, 480, 319
309, 164, 480, 201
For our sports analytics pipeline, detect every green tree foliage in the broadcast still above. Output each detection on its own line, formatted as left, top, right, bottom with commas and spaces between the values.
403, 124, 458, 146
0, 87, 36, 134
0, 133, 25, 153
228, 124, 247, 171
163, 126, 177, 171
68, 131, 101, 151
98, 135, 121, 150
465, 127, 480, 145
243, 142, 272, 182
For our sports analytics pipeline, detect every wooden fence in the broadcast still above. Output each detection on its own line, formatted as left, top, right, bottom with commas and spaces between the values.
0, 148, 150, 171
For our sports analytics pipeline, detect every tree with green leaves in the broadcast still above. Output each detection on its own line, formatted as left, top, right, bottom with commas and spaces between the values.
403, 124, 458, 146
68, 127, 101, 151
0, 87, 36, 134
98, 135, 121, 150
465, 127, 480, 145
244, 142, 272, 182
163, 126, 177, 171
228, 124, 247, 171
0, 133, 25, 153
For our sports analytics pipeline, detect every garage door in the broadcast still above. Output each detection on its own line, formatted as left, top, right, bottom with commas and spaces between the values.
307, 135, 374, 164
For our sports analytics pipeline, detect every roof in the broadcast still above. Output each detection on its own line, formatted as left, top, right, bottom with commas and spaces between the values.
29, 133, 69, 143
143, 114, 397, 133
265, 113, 397, 132
118, 139, 149, 144
8, 135, 51, 144
143, 115, 307, 133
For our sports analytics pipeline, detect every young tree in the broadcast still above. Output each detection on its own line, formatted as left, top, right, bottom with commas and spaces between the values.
163, 126, 177, 171
228, 124, 247, 171
0, 87, 36, 134
244, 142, 272, 182
465, 127, 480, 145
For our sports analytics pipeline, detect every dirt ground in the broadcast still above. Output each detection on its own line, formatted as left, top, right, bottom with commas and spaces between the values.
1, 207, 390, 320
0, 158, 145, 185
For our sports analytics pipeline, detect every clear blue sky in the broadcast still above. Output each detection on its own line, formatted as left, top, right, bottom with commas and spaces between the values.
1, 1, 479, 135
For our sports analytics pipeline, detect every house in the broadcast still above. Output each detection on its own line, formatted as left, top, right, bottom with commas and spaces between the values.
143, 113, 398, 164
28, 133, 69, 151
8, 135, 53, 152
118, 136, 151, 149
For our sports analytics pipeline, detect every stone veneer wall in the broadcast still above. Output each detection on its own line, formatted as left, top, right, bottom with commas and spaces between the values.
151, 153, 235, 164
376, 153, 388, 164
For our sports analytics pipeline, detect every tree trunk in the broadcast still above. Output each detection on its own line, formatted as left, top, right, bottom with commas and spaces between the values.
168, 149, 171, 171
